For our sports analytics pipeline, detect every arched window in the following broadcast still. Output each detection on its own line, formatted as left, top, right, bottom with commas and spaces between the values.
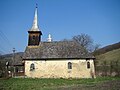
68, 62, 72, 69
87, 62, 90, 69
30, 63, 35, 71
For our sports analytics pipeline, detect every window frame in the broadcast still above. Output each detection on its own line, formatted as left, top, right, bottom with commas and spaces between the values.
32, 35, 36, 40
30, 63, 35, 71
87, 62, 90, 69
68, 62, 72, 69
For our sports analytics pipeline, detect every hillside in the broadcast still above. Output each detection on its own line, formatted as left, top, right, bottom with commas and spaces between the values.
95, 47, 120, 76
94, 42, 120, 64
0, 52, 23, 65
94, 42, 120, 55
95, 48, 120, 65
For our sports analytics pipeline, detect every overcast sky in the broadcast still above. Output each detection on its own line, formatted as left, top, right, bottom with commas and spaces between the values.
0, 0, 120, 54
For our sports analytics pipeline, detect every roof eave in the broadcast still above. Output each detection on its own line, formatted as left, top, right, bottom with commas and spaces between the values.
23, 57, 95, 61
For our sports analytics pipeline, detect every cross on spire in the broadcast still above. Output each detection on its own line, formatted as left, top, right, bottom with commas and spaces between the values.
36, 3, 38, 8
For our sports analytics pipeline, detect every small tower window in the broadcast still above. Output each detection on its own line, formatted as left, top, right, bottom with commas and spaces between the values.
30, 63, 35, 71
87, 62, 90, 69
68, 62, 72, 69
33, 35, 35, 40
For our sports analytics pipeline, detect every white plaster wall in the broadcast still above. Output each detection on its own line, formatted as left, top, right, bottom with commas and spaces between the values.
25, 59, 95, 78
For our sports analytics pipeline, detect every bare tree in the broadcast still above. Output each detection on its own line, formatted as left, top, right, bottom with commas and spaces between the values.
92, 44, 101, 55
72, 34, 101, 53
72, 34, 93, 48
72, 34, 94, 52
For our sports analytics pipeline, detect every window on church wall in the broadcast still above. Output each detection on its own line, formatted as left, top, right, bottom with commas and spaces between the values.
30, 63, 35, 71
87, 62, 90, 69
68, 62, 72, 69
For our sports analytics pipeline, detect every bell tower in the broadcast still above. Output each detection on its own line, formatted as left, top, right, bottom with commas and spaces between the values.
28, 4, 42, 46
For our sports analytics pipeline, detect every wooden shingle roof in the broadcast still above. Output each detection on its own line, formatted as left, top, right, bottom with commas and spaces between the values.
23, 41, 94, 60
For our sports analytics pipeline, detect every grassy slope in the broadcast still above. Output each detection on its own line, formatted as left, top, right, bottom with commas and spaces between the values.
0, 77, 120, 90
95, 48, 120, 65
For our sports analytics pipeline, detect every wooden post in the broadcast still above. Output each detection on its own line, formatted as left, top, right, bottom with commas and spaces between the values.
13, 48, 16, 77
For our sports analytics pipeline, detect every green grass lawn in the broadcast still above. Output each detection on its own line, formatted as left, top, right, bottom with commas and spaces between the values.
0, 77, 120, 90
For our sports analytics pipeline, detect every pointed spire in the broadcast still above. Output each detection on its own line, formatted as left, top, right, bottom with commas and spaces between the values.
30, 4, 40, 31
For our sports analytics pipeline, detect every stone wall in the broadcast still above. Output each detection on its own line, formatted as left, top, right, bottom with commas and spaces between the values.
25, 59, 95, 78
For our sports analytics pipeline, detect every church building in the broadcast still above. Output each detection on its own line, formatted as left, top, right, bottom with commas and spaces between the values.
23, 5, 96, 78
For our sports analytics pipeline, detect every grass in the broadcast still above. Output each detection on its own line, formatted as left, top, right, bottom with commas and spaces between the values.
0, 77, 120, 90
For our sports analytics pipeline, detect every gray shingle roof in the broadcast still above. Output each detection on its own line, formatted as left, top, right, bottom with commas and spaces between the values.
23, 41, 94, 60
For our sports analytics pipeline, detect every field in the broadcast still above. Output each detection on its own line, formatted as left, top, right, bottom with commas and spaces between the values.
0, 77, 120, 90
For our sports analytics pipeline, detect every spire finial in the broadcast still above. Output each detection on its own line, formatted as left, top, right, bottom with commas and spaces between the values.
47, 34, 52, 42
